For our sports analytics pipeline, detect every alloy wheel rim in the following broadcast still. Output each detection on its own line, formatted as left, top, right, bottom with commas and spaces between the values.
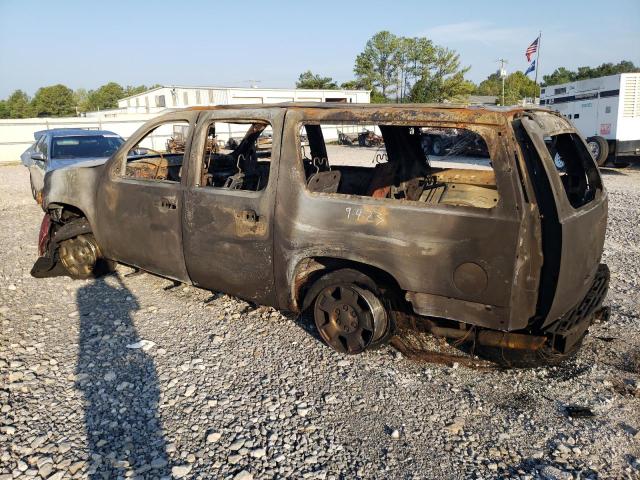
314, 284, 386, 354
59, 236, 99, 277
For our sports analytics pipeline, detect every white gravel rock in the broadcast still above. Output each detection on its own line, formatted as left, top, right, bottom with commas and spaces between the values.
0, 164, 639, 479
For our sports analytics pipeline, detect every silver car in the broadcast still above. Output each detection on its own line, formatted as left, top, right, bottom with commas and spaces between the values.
21, 128, 124, 202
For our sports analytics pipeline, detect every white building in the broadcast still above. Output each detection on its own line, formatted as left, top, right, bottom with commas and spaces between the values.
108, 85, 370, 116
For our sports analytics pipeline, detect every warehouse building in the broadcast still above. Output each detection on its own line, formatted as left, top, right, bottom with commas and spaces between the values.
113, 85, 371, 115
0, 85, 371, 163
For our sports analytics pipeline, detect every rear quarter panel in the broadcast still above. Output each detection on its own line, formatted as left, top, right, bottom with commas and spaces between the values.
274, 107, 536, 330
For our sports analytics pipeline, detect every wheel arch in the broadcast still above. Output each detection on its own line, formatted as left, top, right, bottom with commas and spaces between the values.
290, 255, 403, 313
47, 202, 93, 229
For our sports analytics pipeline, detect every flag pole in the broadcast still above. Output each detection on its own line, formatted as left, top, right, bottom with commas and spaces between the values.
534, 31, 542, 101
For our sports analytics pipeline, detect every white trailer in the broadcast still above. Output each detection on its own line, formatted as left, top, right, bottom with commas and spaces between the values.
540, 73, 640, 165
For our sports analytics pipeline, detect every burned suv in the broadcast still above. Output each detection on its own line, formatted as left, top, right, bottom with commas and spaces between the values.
31, 104, 609, 366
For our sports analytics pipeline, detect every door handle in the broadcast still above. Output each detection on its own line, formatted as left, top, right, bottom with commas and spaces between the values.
241, 209, 258, 223
158, 197, 177, 210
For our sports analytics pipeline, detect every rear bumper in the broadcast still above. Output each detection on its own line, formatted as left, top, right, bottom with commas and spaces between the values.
615, 140, 640, 157
542, 263, 609, 353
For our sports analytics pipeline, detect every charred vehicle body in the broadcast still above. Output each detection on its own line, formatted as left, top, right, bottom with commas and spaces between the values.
31, 104, 609, 366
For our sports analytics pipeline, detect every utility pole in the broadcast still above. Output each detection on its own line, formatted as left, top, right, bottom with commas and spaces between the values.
497, 58, 508, 106
534, 31, 542, 102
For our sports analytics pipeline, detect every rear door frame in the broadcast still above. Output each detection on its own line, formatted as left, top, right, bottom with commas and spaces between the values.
181, 107, 285, 305
521, 112, 607, 325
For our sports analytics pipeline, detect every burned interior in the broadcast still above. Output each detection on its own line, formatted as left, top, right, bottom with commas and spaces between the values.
199, 121, 273, 191
124, 120, 191, 182
300, 122, 499, 209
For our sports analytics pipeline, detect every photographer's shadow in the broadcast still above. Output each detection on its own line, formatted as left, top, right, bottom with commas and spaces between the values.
75, 275, 170, 478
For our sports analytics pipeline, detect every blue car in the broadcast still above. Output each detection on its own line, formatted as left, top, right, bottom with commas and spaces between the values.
21, 128, 124, 202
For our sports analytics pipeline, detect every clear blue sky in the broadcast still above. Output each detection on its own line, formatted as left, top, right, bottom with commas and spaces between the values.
1, 0, 638, 98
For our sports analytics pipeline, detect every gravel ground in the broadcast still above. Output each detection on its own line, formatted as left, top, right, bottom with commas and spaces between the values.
1, 164, 639, 480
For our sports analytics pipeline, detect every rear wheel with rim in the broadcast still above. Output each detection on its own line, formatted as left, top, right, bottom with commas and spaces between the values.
314, 283, 388, 354
431, 137, 444, 156
586, 136, 609, 166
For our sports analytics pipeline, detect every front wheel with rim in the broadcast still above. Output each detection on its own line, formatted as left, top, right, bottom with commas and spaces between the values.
58, 234, 114, 279
313, 283, 388, 354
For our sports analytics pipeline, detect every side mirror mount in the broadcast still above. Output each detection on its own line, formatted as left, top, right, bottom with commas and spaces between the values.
31, 152, 46, 162
128, 147, 148, 157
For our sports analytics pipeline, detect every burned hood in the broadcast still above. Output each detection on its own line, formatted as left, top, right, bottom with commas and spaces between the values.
46, 156, 110, 173
42, 162, 105, 228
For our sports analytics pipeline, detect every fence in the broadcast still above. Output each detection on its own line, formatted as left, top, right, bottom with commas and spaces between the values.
0, 115, 383, 165
0, 114, 159, 165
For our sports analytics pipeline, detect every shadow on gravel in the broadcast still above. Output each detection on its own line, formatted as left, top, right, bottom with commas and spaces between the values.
599, 167, 629, 176
76, 276, 170, 478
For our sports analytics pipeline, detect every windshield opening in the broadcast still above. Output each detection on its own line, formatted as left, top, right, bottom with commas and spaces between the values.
51, 135, 123, 159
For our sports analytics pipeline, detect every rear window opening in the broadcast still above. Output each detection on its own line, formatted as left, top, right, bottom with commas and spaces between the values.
299, 123, 499, 209
543, 133, 602, 208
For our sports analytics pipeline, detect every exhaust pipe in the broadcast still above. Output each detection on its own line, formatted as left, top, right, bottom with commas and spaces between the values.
416, 317, 547, 351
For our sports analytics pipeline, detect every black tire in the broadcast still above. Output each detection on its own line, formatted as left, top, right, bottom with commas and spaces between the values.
586, 136, 609, 166
421, 136, 432, 156
431, 138, 444, 156
305, 269, 392, 353
58, 233, 115, 280
29, 175, 37, 199
471, 333, 586, 368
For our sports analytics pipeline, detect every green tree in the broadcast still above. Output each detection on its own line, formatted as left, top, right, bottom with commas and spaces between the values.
354, 31, 471, 103
296, 71, 337, 89
123, 84, 161, 97
476, 70, 537, 105
340, 79, 386, 103
475, 72, 502, 96
86, 82, 126, 110
73, 88, 90, 113
5, 90, 33, 118
542, 60, 639, 86
354, 31, 400, 99
0, 100, 9, 119
542, 67, 575, 86
403, 37, 436, 101
503, 71, 537, 105
410, 47, 473, 103
31, 85, 76, 117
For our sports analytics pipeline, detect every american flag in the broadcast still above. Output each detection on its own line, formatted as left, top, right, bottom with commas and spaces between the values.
526, 37, 539, 62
